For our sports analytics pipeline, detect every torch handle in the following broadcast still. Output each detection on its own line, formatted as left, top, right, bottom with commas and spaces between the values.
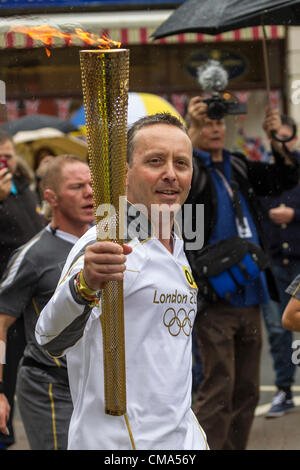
80, 49, 129, 416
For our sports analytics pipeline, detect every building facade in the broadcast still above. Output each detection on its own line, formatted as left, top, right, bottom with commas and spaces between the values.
0, 0, 295, 155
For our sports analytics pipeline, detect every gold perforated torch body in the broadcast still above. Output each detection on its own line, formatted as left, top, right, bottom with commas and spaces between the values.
80, 49, 129, 416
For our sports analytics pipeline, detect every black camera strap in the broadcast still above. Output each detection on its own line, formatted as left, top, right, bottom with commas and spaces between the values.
214, 168, 246, 229
231, 180, 246, 229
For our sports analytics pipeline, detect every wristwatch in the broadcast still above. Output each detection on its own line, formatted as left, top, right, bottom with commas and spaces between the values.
0, 382, 5, 394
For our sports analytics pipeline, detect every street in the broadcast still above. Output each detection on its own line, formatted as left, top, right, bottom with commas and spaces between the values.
247, 324, 300, 450
7, 321, 300, 451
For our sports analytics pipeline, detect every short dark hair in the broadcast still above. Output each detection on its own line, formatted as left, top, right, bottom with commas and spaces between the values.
0, 129, 14, 146
41, 154, 88, 194
127, 113, 188, 165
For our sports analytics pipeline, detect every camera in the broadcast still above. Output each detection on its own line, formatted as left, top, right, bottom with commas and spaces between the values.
0, 156, 7, 170
197, 60, 247, 120
204, 93, 247, 120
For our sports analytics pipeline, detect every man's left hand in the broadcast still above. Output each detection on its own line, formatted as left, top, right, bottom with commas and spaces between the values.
263, 106, 281, 139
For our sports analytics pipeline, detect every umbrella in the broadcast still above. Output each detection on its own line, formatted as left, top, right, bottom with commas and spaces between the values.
1, 113, 78, 135
153, 0, 299, 142
13, 127, 88, 169
71, 92, 185, 129
153, 0, 300, 38
153, 0, 300, 94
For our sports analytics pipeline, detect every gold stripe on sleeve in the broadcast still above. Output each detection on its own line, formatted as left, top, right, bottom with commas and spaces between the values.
49, 382, 58, 450
292, 283, 300, 297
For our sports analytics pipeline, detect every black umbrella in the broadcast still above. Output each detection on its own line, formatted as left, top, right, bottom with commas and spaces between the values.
153, 0, 300, 95
0, 114, 78, 135
153, 0, 300, 142
153, 0, 300, 38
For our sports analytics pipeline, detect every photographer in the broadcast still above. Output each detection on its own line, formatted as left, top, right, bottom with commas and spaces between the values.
185, 97, 299, 450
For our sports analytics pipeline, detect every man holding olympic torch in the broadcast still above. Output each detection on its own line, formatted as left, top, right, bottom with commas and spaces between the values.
35, 113, 208, 450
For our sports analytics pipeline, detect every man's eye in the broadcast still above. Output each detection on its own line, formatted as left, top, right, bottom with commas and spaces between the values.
177, 160, 188, 167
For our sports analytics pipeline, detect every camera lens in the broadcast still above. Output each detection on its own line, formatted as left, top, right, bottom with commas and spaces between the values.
207, 100, 227, 120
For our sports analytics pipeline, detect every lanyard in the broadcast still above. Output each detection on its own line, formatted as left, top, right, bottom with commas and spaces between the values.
215, 168, 234, 199
215, 168, 246, 229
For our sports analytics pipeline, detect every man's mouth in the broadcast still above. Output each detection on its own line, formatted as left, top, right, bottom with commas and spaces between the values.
82, 204, 94, 210
156, 189, 179, 195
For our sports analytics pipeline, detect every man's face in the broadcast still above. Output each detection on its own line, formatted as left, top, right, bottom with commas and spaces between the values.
277, 124, 298, 152
126, 123, 193, 218
56, 162, 94, 226
197, 117, 226, 153
0, 140, 17, 174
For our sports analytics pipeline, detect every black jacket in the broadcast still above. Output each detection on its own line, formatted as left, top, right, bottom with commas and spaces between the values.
0, 175, 45, 277
184, 148, 299, 302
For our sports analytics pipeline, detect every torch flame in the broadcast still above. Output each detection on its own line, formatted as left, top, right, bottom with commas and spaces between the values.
9, 25, 121, 55
74, 29, 119, 49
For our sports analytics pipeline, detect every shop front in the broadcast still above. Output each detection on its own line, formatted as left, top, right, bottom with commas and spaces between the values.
0, 2, 287, 156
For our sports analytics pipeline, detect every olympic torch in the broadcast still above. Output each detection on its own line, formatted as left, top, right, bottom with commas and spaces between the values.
80, 48, 129, 416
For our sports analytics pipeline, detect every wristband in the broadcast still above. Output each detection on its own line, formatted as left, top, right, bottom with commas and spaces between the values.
0, 382, 5, 394
75, 271, 100, 307
78, 270, 98, 295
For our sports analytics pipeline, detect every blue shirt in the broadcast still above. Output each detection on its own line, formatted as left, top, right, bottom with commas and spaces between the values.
195, 149, 269, 307
10, 180, 18, 195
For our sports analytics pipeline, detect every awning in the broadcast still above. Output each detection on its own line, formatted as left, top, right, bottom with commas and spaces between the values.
0, 10, 286, 49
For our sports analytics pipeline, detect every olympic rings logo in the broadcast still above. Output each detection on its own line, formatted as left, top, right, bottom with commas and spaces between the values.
163, 307, 195, 337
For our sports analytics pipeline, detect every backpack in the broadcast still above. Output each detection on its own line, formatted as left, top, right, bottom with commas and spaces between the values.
191, 235, 270, 304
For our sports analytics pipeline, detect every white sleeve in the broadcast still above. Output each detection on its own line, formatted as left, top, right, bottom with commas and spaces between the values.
35, 230, 97, 357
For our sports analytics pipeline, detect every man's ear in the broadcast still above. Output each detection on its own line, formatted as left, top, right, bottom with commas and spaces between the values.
43, 188, 58, 207
125, 162, 129, 188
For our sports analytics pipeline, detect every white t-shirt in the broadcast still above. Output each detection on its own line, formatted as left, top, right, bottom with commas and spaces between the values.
36, 225, 208, 450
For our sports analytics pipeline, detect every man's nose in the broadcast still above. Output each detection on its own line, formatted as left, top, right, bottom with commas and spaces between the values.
211, 123, 221, 132
84, 184, 93, 197
163, 163, 177, 181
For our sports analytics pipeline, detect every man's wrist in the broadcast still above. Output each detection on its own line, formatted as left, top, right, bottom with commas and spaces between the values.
0, 382, 5, 394
74, 270, 100, 307
0, 187, 11, 202
189, 121, 203, 132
